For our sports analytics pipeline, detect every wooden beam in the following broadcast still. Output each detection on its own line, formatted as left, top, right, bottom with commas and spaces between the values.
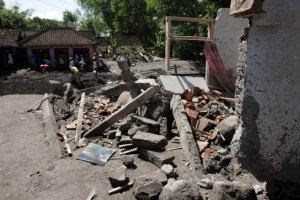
167, 16, 215, 23
205, 22, 214, 85
84, 87, 159, 138
75, 92, 85, 143
171, 36, 212, 42
165, 17, 171, 71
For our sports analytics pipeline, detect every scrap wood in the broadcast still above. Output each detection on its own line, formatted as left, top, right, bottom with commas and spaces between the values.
57, 125, 72, 156
219, 96, 235, 103
120, 148, 138, 155
171, 95, 202, 172
167, 147, 182, 151
185, 105, 199, 119
75, 92, 86, 143
84, 87, 159, 138
108, 181, 134, 195
65, 120, 77, 130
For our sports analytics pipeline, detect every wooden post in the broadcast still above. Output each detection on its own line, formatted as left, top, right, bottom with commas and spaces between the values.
75, 92, 85, 143
205, 22, 214, 85
165, 17, 171, 71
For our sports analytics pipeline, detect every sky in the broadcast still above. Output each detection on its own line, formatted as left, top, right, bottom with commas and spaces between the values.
4, 0, 80, 20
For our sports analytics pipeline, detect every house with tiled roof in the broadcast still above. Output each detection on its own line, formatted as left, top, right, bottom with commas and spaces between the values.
20, 28, 98, 68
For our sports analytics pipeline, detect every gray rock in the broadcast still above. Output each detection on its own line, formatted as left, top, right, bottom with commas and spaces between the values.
253, 184, 264, 195
132, 131, 167, 149
115, 129, 122, 140
117, 90, 138, 107
128, 125, 148, 138
134, 180, 163, 200
197, 178, 213, 189
202, 154, 222, 173
106, 130, 117, 139
159, 179, 202, 200
132, 115, 160, 134
216, 115, 239, 143
217, 148, 228, 155
161, 164, 176, 178
118, 116, 133, 133
136, 170, 168, 185
139, 148, 175, 168
211, 181, 257, 200
121, 155, 134, 167
108, 165, 129, 187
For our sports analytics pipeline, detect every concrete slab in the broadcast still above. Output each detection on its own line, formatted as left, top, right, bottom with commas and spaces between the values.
158, 75, 209, 95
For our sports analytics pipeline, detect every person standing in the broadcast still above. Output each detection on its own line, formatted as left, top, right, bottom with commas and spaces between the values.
92, 53, 99, 78
79, 55, 86, 72
7, 53, 15, 74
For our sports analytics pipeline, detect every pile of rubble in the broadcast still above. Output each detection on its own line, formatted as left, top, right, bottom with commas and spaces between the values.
40, 56, 263, 199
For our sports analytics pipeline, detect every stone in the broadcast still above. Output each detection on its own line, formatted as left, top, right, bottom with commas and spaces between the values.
159, 180, 202, 200
134, 180, 163, 200
132, 131, 167, 149
108, 165, 129, 187
115, 129, 122, 140
211, 181, 257, 200
161, 164, 176, 178
116, 56, 136, 82
118, 116, 133, 133
158, 75, 209, 95
253, 184, 264, 195
202, 154, 222, 173
230, 0, 263, 17
117, 91, 138, 107
139, 148, 175, 168
128, 125, 148, 137
136, 79, 159, 87
132, 115, 160, 134
78, 137, 89, 147
121, 155, 134, 167
197, 178, 213, 189
215, 115, 239, 144
219, 155, 233, 167
136, 170, 168, 185
118, 135, 132, 145
106, 130, 117, 139
217, 148, 228, 155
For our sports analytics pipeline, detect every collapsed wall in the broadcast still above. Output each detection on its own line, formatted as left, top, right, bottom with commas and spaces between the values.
232, 0, 300, 184
214, 8, 249, 83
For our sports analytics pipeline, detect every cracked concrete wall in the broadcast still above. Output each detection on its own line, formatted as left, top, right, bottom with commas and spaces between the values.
232, 0, 300, 184
214, 8, 249, 81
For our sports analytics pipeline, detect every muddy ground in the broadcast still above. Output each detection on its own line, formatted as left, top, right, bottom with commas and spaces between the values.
0, 59, 267, 200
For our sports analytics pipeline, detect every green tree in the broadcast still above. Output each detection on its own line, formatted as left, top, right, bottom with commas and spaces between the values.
62, 10, 78, 28
0, 0, 5, 9
27, 17, 62, 30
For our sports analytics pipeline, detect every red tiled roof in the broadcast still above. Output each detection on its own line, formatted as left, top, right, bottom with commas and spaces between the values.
21, 28, 98, 47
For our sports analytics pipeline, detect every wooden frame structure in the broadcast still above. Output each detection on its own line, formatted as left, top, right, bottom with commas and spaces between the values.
165, 16, 215, 84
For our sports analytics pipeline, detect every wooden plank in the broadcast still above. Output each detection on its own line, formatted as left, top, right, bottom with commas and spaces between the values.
84, 87, 159, 138
171, 36, 212, 41
58, 125, 72, 156
170, 95, 202, 172
167, 16, 215, 23
165, 17, 171, 71
205, 22, 214, 86
42, 94, 64, 158
75, 92, 85, 143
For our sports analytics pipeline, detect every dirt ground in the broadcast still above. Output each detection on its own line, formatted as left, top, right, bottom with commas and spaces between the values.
0, 59, 266, 200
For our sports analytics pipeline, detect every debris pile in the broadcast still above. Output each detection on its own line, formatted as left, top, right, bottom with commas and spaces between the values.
40, 55, 264, 199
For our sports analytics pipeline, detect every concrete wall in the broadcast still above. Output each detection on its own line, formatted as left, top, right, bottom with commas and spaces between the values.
232, 0, 300, 184
214, 8, 249, 81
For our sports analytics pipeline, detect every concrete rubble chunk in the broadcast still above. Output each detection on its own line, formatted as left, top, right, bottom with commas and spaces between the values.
159, 179, 202, 200
121, 155, 135, 167
136, 170, 168, 185
84, 86, 159, 138
214, 115, 239, 143
118, 116, 133, 133
134, 180, 163, 200
128, 125, 148, 138
161, 164, 176, 178
171, 95, 202, 172
108, 165, 129, 188
139, 148, 175, 168
211, 181, 257, 200
132, 115, 160, 134
197, 178, 214, 189
132, 131, 167, 149
158, 75, 209, 95
116, 56, 136, 82
230, 0, 263, 17
117, 91, 138, 107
